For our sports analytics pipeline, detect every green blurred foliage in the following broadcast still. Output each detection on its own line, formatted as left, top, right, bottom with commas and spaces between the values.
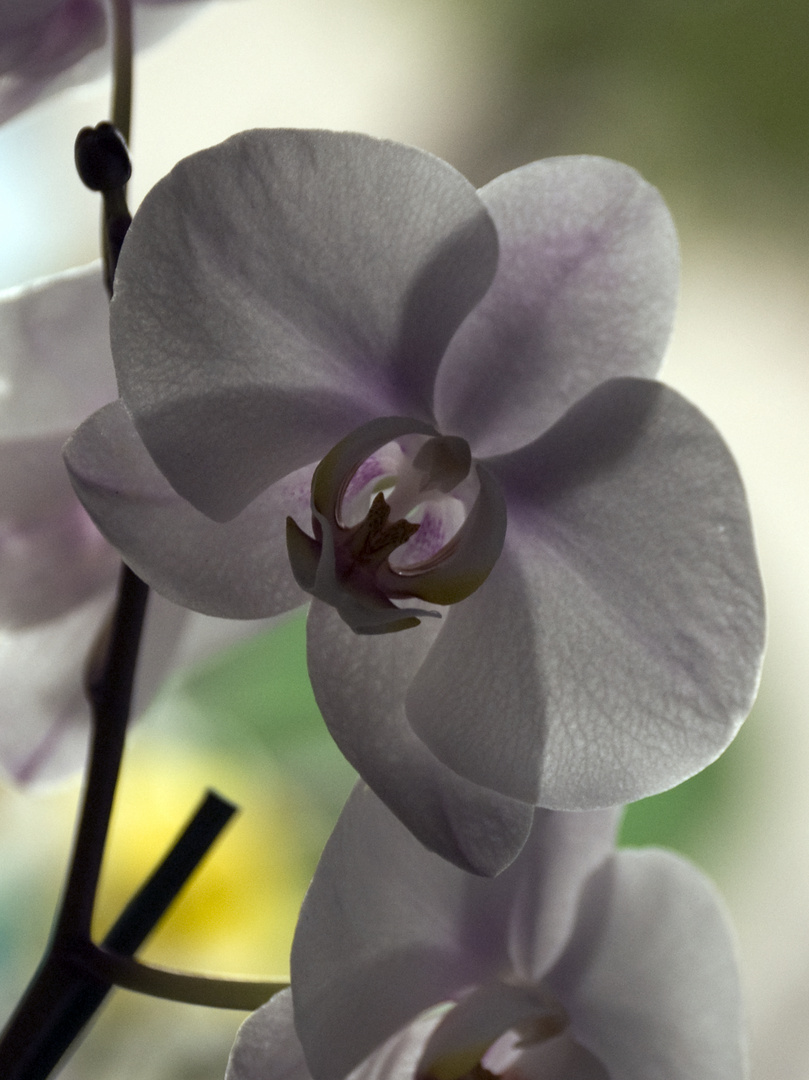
465, 0, 809, 233
177, 613, 357, 866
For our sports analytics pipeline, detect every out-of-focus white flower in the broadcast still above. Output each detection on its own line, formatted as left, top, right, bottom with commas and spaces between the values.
226, 785, 746, 1080
0, 0, 205, 126
0, 263, 271, 785
66, 130, 765, 873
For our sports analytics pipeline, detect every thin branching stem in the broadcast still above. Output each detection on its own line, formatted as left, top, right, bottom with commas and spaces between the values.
110, 0, 133, 144
76, 948, 287, 1011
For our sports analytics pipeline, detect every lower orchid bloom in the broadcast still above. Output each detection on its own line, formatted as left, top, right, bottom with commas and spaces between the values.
226, 784, 746, 1080
0, 0, 207, 126
65, 130, 765, 874
0, 263, 273, 784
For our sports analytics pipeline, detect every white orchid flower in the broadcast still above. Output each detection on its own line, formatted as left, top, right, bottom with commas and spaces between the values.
66, 130, 765, 872
227, 785, 746, 1080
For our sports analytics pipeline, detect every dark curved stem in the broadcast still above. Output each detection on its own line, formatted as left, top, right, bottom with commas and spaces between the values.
110, 0, 133, 144
53, 565, 149, 944
75, 947, 286, 1011
0, 789, 258, 1080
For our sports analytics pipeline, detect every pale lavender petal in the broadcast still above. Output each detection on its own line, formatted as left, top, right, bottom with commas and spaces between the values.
291, 792, 615, 1080
0, 590, 110, 785
417, 981, 552, 1079
0, 262, 115, 437
235, 992, 446, 1080
500, 808, 620, 982
111, 129, 498, 520
0, 0, 105, 124
404, 549, 543, 803
226, 991, 312, 1080
291, 783, 495, 1080
0, 0, 204, 125
0, 584, 232, 786
490, 378, 764, 808
413, 379, 764, 809
349, 1012, 445, 1080
64, 401, 311, 618
549, 849, 745, 1080
503, 1032, 609, 1080
305, 601, 534, 875
0, 433, 120, 627
434, 157, 678, 457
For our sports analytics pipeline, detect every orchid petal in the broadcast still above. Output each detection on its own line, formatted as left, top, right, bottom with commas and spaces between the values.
0, 591, 110, 785
226, 991, 312, 1080
0, 1, 204, 125
404, 548, 544, 803
0, 262, 115, 437
504, 1032, 609, 1080
0, 432, 120, 627
0, 583, 279, 787
416, 981, 555, 1080
435, 157, 679, 457
501, 807, 620, 983
350, 1013, 447, 1080
481, 377, 765, 808
64, 401, 310, 618
549, 849, 745, 1080
305, 602, 534, 876
291, 783, 498, 1080
291, 791, 621, 1080
226, 990, 448, 1080
111, 130, 498, 520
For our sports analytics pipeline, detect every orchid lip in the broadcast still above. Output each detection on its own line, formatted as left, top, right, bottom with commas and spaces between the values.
285, 417, 508, 635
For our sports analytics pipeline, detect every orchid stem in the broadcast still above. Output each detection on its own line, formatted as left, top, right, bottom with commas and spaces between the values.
0, 563, 148, 1080
110, 0, 133, 145
103, 789, 238, 952
76, 948, 287, 1011
53, 565, 150, 944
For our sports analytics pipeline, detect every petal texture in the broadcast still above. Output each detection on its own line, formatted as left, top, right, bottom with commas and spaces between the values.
0, 433, 119, 627
64, 401, 310, 618
291, 788, 615, 1080
0, 591, 111, 784
405, 550, 545, 803
421, 377, 764, 809
111, 130, 498, 520
305, 603, 534, 876
0, 262, 115, 437
417, 980, 558, 1078
500, 807, 620, 983
549, 849, 745, 1080
504, 1032, 609, 1080
291, 783, 492, 1080
435, 157, 679, 457
226, 991, 312, 1080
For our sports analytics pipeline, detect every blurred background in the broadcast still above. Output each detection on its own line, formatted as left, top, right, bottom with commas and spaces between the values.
1, 0, 808, 1075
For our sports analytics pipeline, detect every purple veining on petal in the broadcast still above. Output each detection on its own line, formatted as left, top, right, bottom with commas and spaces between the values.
340, 442, 407, 527
391, 500, 464, 568
10, 691, 86, 785
0, 0, 105, 80
0, 500, 119, 627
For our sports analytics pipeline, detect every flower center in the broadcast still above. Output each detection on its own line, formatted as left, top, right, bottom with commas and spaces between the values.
286, 417, 507, 635
421, 990, 570, 1080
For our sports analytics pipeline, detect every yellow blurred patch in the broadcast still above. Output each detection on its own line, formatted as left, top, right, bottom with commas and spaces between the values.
92, 729, 312, 980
